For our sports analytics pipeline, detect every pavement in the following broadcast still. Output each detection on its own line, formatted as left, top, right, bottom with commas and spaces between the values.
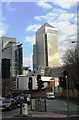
1, 111, 79, 120
28, 111, 67, 118
14, 110, 79, 119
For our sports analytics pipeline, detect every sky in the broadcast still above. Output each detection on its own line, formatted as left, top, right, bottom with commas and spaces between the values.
0, 0, 79, 70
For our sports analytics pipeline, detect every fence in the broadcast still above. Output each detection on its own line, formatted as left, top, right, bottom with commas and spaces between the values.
31, 98, 46, 111
30, 98, 79, 116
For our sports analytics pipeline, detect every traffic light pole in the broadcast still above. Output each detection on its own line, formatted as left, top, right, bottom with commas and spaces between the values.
28, 77, 32, 111
65, 75, 69, 120
38, 83, 41, 111
30, 90, 32, 110
37, 75, 44, 111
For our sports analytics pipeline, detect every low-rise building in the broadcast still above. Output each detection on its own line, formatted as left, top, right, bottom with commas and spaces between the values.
16, 75, 53, 91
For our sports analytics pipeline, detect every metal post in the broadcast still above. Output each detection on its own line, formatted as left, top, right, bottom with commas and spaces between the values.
30, 91, 32, 110
65, 75, 69, 120
39, 89, 41, 111
45, 98, 46, 112
54, 78, 55, 93
20, 102, 22, 114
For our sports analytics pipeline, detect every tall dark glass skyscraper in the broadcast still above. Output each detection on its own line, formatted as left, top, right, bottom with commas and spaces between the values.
0, 36, 23, 77
15, 44, 23, 75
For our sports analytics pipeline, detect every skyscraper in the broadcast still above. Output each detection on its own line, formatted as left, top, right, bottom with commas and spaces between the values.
15, 44, 23, 75
33, 23, 59, 73
0, 36, 23, 77
0, 39, 2, 97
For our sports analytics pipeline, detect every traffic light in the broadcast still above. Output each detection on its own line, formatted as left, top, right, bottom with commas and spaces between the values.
63, 70, 68, 77
63, 70, 69, 89
59, 77, 66, 88
2, 58, 10, 79
28, 77, 32, 91
37, 74, 41, 90
37, 75, 44, 90
39, 80, 44, 89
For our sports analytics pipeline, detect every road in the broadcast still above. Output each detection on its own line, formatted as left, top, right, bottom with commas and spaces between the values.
1, 98, 79, 119
46, 99, 78, 115
1, 116, 79, 120
1, 108, 20, 118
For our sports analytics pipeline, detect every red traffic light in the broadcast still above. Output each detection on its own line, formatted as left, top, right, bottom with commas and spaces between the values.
59, 77, 66, 88
61, 79, 64, 82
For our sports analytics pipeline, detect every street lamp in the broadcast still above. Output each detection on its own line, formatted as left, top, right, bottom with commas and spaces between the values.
71, 40, 79, 48
71, 41, 77, 43
71, 40, 79, 59
71, 40, 79, 115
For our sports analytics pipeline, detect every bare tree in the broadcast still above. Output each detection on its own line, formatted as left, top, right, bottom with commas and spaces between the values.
63, 48, 79, 91
2, 78, 13, 97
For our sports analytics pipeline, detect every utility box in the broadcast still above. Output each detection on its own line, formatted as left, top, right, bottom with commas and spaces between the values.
22, 103, 28, 115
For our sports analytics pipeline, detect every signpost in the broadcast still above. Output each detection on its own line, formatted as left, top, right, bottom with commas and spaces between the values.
63, 71, 69, 120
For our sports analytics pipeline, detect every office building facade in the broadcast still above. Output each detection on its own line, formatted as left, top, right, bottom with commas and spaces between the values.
33, 23, 59, 73
0, 39, 2, 97
0, 36, 23, 77
15, 44, 23, 75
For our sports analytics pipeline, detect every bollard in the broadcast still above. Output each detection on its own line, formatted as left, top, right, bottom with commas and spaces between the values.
22, 103, 28, 115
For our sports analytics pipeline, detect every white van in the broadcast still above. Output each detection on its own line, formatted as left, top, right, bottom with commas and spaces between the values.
47, 92, 55, 99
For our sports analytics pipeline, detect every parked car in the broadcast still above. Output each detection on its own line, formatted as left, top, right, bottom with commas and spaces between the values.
15, 94, 31, 107
0, 98, 17, 110
46, 92, 55, 99
24, 94, 31, 105
15, 95, 25, 107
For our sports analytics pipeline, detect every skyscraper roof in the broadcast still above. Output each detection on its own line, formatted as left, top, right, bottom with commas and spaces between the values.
37, 23, 55, 31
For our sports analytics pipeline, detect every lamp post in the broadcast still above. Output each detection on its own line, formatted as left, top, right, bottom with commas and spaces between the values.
71, 40, 79, 115
65, 75, 69, 120
71, 40, 79, 51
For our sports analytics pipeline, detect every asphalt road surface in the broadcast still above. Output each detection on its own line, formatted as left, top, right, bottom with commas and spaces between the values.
1, 116, 79, 120
1, 98, 79, 120
2, 108, 20, 118
46, 99, 78, 115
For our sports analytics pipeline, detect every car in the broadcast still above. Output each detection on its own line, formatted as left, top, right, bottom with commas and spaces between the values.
0, 98, 17, 110
46, 92, 55, 99
15, 94, 31, 107
15, 95, 25, 107
24, 94, 31, 105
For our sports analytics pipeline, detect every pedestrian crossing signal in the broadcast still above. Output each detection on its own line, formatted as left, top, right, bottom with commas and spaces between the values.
28, 77, 32, 91
59, 77, 66, 88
